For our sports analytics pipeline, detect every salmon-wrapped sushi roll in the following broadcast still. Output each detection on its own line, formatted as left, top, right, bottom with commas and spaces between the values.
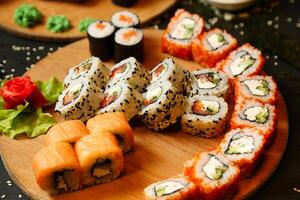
75, 134, 124, 187
161, 9, 204, 60
32, 143, 81, 194
46, 120, 89, 145
192, 28, 238, 68
144, 174, 200, 200
184, 151, 240, 200
86, 112, 134, 153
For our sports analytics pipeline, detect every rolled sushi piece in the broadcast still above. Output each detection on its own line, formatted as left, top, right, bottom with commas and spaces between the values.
46, 120, 89, 145
114, 27, 144, 62
217, 43, 265, 79
235, 75, 278, 105
112, 0, 138, 7
32, 143, 81, 194
217, 128, 266, 178
184, 151, 241, 200
181, 95, 228, 138
188, 68, 230, 100
98, 81, 144, 120
63, 56, 109, 89
106, 57, 149, 92
161, 9, 205, 60
111, 10, 140, 29
75, 134, 124, 187
55, 79, 104, 122
139, 81, 185, 131
192, 28, 238, 68
144, 174, 200, 200
87, 20, 115, 61
86, 112, 134, 153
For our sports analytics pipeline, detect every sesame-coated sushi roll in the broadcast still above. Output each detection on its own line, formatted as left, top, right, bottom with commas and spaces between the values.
144, 174, 199, 200
184, 151, 241, 200
217, 128, 265, 178
161, 9, 205, 60
32, 143, 81, 194
106, 57, 149, 92
63, 56, 109, 89
139, 81, 185, 131
192, 28, 238, 68
111, 10, 140, 30
75, 134, 124, 187
87, 112, 134, 153
217, 43, 265, 79
98, 81, 143, 120
114, 27, 144, 62
181, 95, 228, 138
188, 68, 230, 100
55, 79, 104, 122
235, 75, 278, 105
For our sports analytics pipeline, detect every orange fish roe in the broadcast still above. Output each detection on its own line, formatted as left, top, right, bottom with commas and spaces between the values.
122, 30, 137, 42
96, 22, 106, 30
119, 14, 133, 23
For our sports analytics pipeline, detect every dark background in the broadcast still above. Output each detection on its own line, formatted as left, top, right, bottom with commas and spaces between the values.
0, 0, 300, 199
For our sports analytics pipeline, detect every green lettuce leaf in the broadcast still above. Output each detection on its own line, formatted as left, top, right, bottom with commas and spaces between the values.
36, 77, 64, 105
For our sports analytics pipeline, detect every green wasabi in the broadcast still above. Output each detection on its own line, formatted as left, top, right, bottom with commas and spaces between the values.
46, 15, 71, 33
78, 17, 96, 32
14, 4, 42, 28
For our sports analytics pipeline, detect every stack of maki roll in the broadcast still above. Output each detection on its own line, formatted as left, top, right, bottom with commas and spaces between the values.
111, 10, 140, 30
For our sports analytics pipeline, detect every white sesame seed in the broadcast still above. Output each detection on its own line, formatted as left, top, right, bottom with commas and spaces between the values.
239, 22, 244, 27
274, 24, 279, 29
274, 55, 278, 59
32, 48, 37, 52
2, 60, 7, 64
26, 52, 31, 56
1, 69, 5, 73
286, 17, 292, 22
38, 46, 45, 50
296, 22, 300, 28
49, 47, 54, 51
234, 24, 239, 29
30, 64, 35, 68
1, 194, 6, 199
11, 69, 15, 72
274, 62, 278, 66
36, 56, 40, 60
6, 181, 11, 184
239, 31, 244, 36
223, 13, 234, 21
26, 47, 30, 50
26, 57, 30, 61
274, 16, 279, 21
7, 183, 12, 187
18, 194, 22, 199
267, 20, 273, 26
266, 55, 270, 59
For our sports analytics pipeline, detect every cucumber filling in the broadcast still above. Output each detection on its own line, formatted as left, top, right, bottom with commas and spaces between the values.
196, 72, 221, 89
225, 133, 255, 154
170, 17, 196, 40
154, 180, 187, 197
230, 50, 256, 76
192, 100, 220, 115
241, 106, 269, 123
63, 83, 83, 106
207, 33, 228, 51
72, 61, 92, 80
144, 87, 163, 106
101, 87, 122, 108
243, 79, 270, 96
203, 155, 228, 180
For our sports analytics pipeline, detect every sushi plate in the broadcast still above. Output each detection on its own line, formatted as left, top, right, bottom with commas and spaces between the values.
0, 29, 288, 200
0, 0, 177, 42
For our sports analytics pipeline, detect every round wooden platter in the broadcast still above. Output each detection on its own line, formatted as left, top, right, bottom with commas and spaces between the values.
0, 29, 288, 200
0, 0, 177, 42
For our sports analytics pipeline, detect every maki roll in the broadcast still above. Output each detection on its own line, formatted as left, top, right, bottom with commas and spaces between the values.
112, 0, 138, 7
181, 95, 228, 138
192, 28, 238, 68
111, 10, 140, 29
188, 68, 230, 100
114, 27, 144, 62
106, 57, 149, 92
63, 56, 109, 89
235, 75, 278, 105
32, 143, 81, 194
144, 174, 199, 200
217, 43, 265, 79
161, 9, 205, 60
184, 152, 241, 200
75, 134, 124, 187
217, 128, 265, 178
139, 81, 185, 131
55, 79, 104, 122
87, 20, 115, 61
87, 112, 134, 153
46, 120, 89, 145
98, 81, 143, 120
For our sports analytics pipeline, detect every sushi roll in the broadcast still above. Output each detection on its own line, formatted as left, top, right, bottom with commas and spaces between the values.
149, 58, 191, 92
63, 56, 109, 89
87, 20, 115, 61
192, 28, 238, 68
184, 151, 241, 200
235, 75, 278, 105
86, 112, 134, 153
217, 43, 265, 79
46, 120, 89, 145
144, 174, 199, 200
217, 128, 265, 178
181, 95, 228, 138
32, 143, 81, 194
112, 0, 138, 7
75, 134, 124, 187
111, 10, 140, 29
161, 9, 205, 60
55, 79, 104, 122
114, 27, 144, 62
188, 68, 230, 100
106, 57, 149, 92
98, 81, 143, 120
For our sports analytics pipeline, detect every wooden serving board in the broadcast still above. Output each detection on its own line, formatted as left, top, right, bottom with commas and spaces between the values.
0, 29, 288, 200
0, 0, 177, 42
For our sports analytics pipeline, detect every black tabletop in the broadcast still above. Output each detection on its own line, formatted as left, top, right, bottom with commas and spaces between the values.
0, 0, 300, 199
